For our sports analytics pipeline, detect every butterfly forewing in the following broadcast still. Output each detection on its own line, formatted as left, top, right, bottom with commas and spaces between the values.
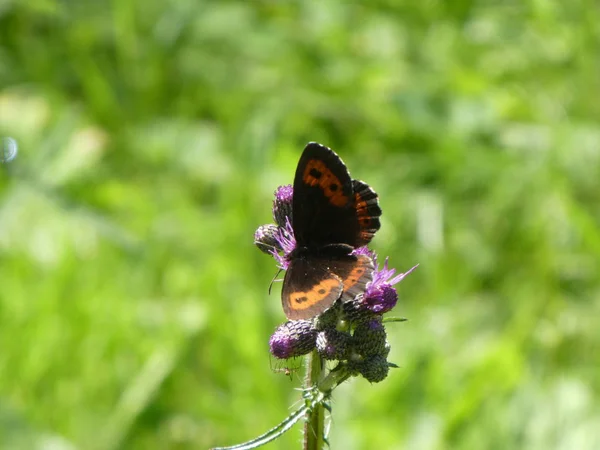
292, 143, 359, 249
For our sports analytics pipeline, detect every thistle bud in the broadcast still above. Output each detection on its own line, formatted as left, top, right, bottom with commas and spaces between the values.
316, 329, 351, 360
254, 224, 282, 254
269, 320, 317, 359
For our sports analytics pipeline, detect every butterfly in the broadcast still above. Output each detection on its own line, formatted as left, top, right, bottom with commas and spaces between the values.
281, 142, 382, 320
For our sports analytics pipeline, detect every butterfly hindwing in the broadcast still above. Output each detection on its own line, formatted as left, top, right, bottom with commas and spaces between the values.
352, 180, 382, 247
282, 257, 344, 320
329, 254, 375, 302
281, 254, 375, 320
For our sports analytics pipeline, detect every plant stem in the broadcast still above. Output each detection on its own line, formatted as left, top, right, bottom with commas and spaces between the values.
303, 350, 325, 450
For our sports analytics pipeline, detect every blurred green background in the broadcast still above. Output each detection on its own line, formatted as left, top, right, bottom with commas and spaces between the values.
1, 1, 599, 449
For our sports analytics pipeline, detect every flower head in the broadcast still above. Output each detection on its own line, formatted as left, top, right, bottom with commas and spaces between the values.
371, 256, 418, 288
254, 224, 281, 254
316, 329, 351, 360
352, 354, 391, 383
270, 216, 296, 270
352, 317, 387, 357
351, 246, 375, 258
269, 320, 317, 359
361, 258, 418, 314
273, 185, 293, 228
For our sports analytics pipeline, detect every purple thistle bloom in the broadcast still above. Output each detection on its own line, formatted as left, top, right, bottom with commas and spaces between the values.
372, 256, 418, 287
363, 284, 398, 314
362, 257, 418, 314
275, 184, 293, 203
271, 216, 296, 270
351, 246, 375, 258
273, 185, 294, 228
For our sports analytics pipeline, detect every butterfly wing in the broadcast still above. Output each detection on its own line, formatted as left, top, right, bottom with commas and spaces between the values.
329, 254, 375, 302
282, 257, 344, 320
282, 254, 374, 320
292, 143, 359, 248
352, 180, 382, 247
292, 143, 382, 248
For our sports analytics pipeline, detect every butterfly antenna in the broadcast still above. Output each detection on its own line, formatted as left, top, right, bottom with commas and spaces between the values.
268, 268, 283, 294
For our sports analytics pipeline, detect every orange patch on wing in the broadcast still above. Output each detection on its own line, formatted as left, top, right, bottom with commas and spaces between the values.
289, 277, 340, 312
355, 192, 375, 221
303, 159, 350, 207
342, 263, 368, 291
359, 230, 373, 242
355, 195, 369, 215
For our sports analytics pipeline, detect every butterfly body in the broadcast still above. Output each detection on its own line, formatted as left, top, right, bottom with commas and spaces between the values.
281, 143, 382, 320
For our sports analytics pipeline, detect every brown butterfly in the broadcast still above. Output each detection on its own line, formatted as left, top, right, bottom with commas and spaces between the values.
281, 143, 381, 320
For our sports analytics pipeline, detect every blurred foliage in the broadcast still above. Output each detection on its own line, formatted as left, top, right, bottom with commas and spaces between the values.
0, 1, 599, 449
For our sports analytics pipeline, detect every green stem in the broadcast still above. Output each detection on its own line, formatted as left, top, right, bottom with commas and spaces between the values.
303, 350, 326, 450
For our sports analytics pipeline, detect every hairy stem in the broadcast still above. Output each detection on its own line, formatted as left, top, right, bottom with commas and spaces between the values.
303, 350, 326, 450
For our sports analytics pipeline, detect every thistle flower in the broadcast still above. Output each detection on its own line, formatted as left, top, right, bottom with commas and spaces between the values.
362, 257, 418, 314
352, 317, 388, 358
269, 320, 317, 359
316, 329, 351, 361
271, 217, 296, 270
353, 354, 390, 383
351, 246, 375, 258
254, 214, 296, 269
272, 185, 293, 228
254, 224, 281, 255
